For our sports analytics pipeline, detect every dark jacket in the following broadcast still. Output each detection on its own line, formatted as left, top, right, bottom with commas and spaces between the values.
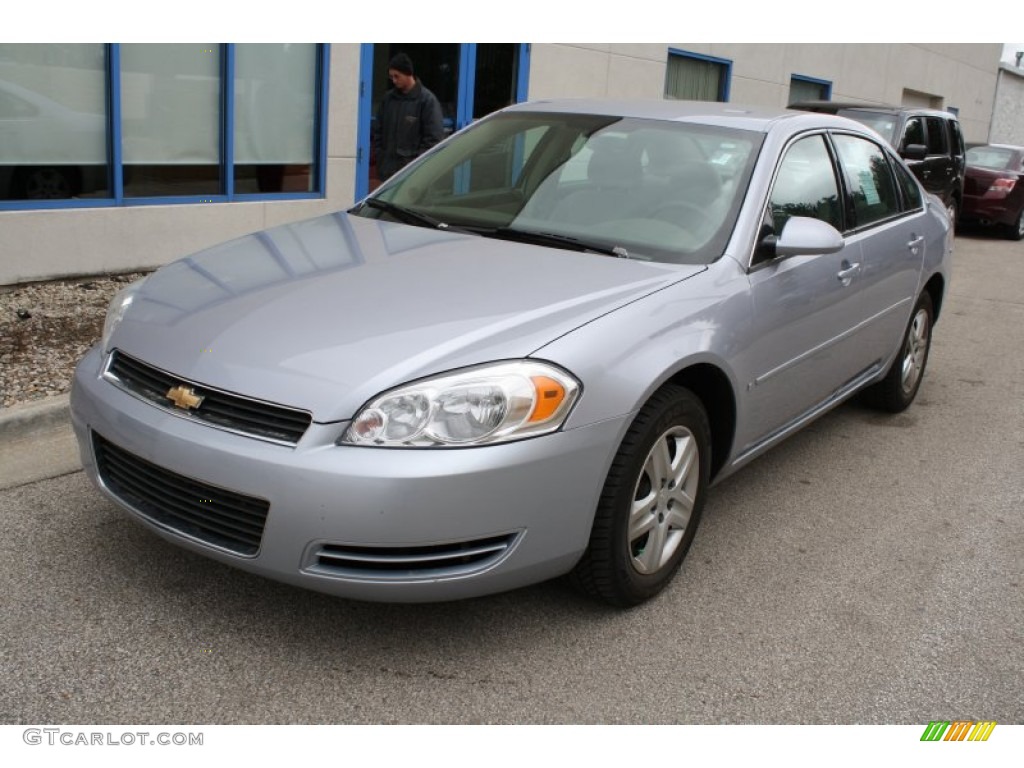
375, 82, 445, 181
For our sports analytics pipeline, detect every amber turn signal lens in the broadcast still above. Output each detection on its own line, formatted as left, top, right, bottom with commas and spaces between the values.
528, 376, 566, 423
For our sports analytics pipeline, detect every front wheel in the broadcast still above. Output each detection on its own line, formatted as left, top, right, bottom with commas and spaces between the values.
572, 384, 710, 607
862, 292, 933, 412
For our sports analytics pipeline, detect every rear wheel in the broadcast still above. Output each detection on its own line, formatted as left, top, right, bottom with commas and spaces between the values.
862, 292, 933, 413
572, 384, 709, 607
1005, 208, 1024, 241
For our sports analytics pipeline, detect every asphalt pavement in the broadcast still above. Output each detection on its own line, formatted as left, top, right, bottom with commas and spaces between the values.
0, 232, 1021, 726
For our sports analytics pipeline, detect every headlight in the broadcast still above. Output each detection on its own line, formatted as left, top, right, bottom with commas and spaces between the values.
101, 278, 146, 352
341, 361, 580, 447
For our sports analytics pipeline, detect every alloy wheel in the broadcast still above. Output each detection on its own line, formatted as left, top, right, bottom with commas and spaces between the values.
900, 307, 930, 396
628, 425, 699, 575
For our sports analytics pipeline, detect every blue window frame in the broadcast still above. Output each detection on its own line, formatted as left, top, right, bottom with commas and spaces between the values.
0, 43, 329, 211
665, 49, 731, 102
789, 74, 832, 104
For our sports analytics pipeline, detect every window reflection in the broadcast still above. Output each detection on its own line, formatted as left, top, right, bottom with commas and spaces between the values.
234, 44, 317, 194
770, 135, 842, 232
833, 135, 899, 227
120, 44, 221, 197
0, 44, 109, 200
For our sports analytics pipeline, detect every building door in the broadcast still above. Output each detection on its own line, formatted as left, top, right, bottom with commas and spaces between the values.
356, 43, 529, 198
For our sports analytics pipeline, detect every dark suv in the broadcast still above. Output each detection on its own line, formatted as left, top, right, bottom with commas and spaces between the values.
789, 101, 966, 224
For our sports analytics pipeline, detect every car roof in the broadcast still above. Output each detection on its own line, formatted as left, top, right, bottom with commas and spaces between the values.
789, 100, 959, 121
502, 98, 870, 134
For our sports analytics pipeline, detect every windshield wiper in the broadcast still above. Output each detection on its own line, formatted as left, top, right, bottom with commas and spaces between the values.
480, 227, 634, 259
357, 203, 637, 258
359, 198, 455, 230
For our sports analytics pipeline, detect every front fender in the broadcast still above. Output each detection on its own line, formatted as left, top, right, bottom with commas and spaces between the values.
532, 259, 750, 450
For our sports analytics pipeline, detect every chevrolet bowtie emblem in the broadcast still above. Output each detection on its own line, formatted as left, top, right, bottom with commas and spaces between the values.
166, 385, 204, 410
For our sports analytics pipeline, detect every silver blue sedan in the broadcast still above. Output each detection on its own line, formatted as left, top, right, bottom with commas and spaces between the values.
71, 100, 952, 606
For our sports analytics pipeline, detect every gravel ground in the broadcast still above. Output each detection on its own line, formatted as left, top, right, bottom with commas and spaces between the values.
1, 272, 151, 409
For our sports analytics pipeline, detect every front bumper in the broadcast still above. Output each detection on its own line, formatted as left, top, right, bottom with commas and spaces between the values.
70, 347, 626, 602
961, 194, 1018, 227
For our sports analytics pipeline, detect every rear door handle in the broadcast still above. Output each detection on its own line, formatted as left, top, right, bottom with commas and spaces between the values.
908, 235, 925, 254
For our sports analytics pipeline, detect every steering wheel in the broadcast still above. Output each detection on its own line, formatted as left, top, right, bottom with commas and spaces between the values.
651, 200, 715, 233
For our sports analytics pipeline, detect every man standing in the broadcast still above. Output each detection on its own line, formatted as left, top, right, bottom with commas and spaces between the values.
375, 53, 446, 182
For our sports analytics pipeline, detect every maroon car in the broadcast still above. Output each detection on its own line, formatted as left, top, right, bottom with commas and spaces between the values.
961, 144, 1024, 240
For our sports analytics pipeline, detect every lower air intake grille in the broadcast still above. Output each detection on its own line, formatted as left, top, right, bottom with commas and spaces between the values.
92, 432, 269, 556
311, 534, 518, 580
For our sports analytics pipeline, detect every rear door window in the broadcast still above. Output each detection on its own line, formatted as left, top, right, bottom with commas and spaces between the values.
892, 157, 923, 211
832, 134, 901, 228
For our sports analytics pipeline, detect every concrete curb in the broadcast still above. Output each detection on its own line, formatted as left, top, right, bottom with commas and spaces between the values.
0, 394, 72, 440
0, 394, 80, 489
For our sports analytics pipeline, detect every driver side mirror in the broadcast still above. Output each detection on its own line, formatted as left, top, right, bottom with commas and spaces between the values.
756, 216, 844, 263
757, 217, 843, 264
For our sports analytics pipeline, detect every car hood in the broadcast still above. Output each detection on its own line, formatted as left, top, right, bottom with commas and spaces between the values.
112, 212, 701, 422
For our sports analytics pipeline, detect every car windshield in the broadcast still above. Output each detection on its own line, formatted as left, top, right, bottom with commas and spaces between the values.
352, 111, 762, 265
836, 110, 899, 145
966, 146, 1019, 171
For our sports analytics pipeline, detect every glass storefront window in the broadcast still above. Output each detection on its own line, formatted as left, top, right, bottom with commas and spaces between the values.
233, 44, 317, 194
0, 44, 109, 201
0, 43, 325, 207
120, 43, 222, 197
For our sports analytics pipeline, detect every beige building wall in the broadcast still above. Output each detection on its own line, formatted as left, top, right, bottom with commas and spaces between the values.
0, 43, 1003, 286
529, 43, 1001, 144
991, 67, 1024, 145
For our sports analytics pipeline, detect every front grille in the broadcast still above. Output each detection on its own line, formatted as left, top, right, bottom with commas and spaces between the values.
310, 534, 518, 580
105, 350, 312, 444
92, 432, 269, 556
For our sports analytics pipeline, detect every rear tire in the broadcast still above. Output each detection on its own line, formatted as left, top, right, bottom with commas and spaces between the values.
862, 292, 933, 413
571, 384, 710, 607
1005, 209, 1024, 241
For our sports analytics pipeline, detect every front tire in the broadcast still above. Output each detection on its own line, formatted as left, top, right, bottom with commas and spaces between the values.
572, 384, 710, 607
863, 292, 933, 413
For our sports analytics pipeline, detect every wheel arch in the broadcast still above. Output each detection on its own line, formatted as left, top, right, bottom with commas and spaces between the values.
923, 273, 945, 324
667, 362, 736, 482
